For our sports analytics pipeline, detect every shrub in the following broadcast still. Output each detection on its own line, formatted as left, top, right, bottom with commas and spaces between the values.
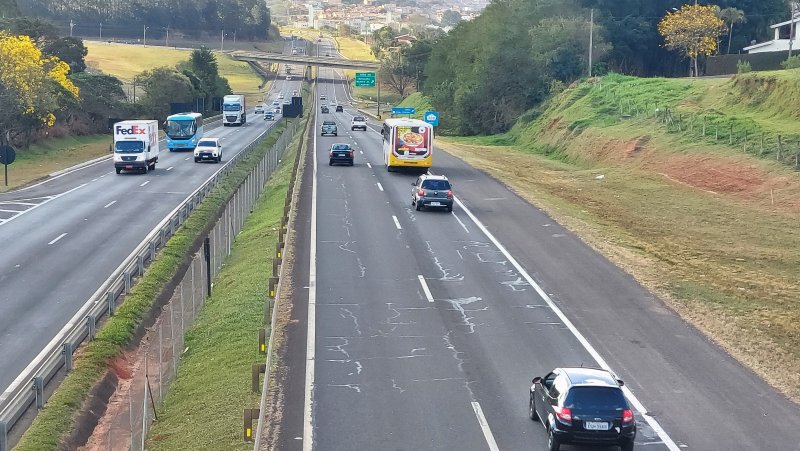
736, 60, 752, 74
780, 55, 800, 70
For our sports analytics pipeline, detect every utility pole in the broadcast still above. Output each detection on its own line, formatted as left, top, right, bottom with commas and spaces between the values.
221, 29, 225, 51
165, 26, 169, 47
143, 25, 148, 47
790, 3, 797, 59
99, 22, 102, 40
588, 8, 594, 77
69, 20, 75, 37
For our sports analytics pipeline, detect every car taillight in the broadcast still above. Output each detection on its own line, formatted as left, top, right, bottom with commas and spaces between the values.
417, 189, 425, 196
622, 409, 634, 424
446, 190, 453, 199
349, 151, 354, 157
554, 406, 572, 425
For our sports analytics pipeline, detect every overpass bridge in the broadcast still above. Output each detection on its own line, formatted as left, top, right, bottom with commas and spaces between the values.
229, 50, 380, 70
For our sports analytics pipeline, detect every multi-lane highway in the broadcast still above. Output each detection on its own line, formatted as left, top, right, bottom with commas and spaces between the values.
0, 45, 304, 411
271, 40, 800, 450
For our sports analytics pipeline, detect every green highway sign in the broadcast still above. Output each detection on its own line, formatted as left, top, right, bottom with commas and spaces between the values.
355, 72, 376, 87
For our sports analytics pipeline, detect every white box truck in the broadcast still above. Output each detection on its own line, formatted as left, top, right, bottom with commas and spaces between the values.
222, 94, 246, 126
113, 120, 160, 174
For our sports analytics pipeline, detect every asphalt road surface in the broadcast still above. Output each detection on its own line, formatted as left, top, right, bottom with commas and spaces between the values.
0, 47, 304, 398
274, 40, 800, 451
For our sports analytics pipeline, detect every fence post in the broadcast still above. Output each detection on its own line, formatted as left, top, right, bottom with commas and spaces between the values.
0, 421, 7, 451
702, 116, 706, 136
715, 126, 719, 141
760, 133, 764, 156
729, 123, 734, 145
778, 135, 783, 161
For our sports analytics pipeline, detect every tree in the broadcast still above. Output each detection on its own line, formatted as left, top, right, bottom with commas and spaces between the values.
371, 26, 397, 58
718, 7, 747, 54
658, 4, 726, 77
0, 33, 78, 146
0, 0, 20, 17
380, 51, 414, 97
440, 10, 462, 28
136, 67, 195, 121
68, 72, 132, 131
44, 37, 87, 73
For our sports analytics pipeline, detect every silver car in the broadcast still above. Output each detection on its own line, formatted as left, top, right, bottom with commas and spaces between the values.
411, 174, 453, 212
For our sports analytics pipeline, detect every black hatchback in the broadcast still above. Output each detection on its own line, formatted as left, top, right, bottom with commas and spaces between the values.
530, 367, 636, 451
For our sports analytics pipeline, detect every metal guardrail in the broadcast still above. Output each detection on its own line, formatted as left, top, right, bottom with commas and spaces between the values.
0, 118, 300, 451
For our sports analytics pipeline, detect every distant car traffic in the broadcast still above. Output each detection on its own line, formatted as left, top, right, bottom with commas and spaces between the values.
411, 174, 453, 212
329, 143, 354, 166
321, 121, 337, 136
320, 95, 326, 100
254, 104, 265, 114
321, 106, 329, 113
529, 367, 636, 451
272, 100, 280, 106
194, 137, 223, 163
292, 90, 299, 96
264, 112, 274, 120
351, 116, 367, 131
283, 100, 291, 105
278, 93, 285, 99
335, 105, 343, 112
273, 106, 281, 114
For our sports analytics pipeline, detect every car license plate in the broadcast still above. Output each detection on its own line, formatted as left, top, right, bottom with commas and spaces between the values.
203, 155, 210, 159
429, 202, 442, 206
584, 421, 610, 431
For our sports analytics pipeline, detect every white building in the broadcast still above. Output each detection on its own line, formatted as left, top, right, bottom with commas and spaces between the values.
307, 4, 315, 28
744, 15, 799, 53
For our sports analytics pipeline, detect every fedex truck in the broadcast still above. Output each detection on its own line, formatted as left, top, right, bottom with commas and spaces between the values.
113, 120, 160, 174
222, 94, 246, 126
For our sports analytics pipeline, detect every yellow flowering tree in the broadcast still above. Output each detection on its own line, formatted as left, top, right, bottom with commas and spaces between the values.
0, 34, 79, 146
658, 4, 726, 77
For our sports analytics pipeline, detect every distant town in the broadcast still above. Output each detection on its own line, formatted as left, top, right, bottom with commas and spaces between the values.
278, 0, 488, 36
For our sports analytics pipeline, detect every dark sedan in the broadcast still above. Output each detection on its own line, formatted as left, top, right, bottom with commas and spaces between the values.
329, 143, 354, 166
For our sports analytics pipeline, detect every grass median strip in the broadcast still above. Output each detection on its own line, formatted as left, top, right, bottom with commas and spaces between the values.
14, 121, 290, 451
146, 122, 304, 450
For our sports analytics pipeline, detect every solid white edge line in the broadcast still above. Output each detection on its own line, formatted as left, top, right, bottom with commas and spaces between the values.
303, 96, 318, 451
417, 275, 434, 303
48, 232, 68, 245
452, 211, 469, 234
453, 195, 681, 451
471, 401, 500, 451
103, 200, 116, 209
377, 182, 384, 192
392, 215, 401, 230
0, 183, 86, 228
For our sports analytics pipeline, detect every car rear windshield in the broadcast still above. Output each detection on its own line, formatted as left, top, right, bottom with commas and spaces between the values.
421, 179, 450, 190
564, 387, 627, 409
332, 144, 351, 150
353, 117, 365, 121
323, 121, 336, 125
197, 140, 217, 147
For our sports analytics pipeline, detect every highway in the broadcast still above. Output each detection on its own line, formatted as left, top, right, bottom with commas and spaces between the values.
271, 40, 800, 450
0, 45, 304, 408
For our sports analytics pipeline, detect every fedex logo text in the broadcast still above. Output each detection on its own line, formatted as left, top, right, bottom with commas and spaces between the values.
115, 125, 147, 135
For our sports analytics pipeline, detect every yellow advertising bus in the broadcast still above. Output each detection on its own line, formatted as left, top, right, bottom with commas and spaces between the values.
381, 118, 434, 172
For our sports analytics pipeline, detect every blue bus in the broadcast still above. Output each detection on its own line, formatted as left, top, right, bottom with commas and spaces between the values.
165, 112, 203, 151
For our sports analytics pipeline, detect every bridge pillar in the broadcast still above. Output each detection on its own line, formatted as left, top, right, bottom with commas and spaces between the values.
307, 65, 313, 81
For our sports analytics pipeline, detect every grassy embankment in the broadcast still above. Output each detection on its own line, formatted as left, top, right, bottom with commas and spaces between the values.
0, 135, 110, 192
84, 42, 268, 105
400, 71, 800, 401
14, 118, 293, 450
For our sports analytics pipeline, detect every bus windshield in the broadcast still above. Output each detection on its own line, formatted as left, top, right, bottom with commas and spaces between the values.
166, 119, 197, 139
115, 141, 144, 153
223, 104, 241, 112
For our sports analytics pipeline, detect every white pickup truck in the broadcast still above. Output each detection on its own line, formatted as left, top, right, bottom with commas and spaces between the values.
351, 116, 367, 131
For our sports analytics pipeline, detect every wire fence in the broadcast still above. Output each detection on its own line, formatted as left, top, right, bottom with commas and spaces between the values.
84, 120, 300, 451
595, 85, 800, 169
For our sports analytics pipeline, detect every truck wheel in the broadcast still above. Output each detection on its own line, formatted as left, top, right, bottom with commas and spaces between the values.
115, 168, 121, 174
149, 163, 156, 171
